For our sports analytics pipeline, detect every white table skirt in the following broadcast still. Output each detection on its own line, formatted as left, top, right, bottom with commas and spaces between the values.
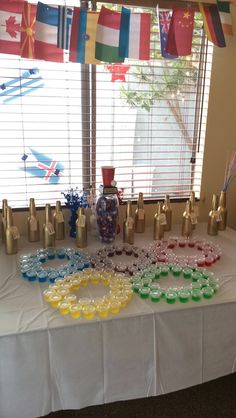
1, 224, 236, 418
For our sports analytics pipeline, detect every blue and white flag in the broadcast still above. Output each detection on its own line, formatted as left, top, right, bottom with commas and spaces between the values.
0, 68, 43, 104
21, 148, 64, 185
57, 6, 73, 50
158, 10, 177, 59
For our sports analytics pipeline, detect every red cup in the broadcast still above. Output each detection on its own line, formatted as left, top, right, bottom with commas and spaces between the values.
101, 166, 115, 187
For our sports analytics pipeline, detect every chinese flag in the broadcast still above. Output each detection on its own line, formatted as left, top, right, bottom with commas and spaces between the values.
166, 5, 195, 56
20, 2, 37, 59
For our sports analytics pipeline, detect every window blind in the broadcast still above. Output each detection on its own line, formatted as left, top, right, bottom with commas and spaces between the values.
0, 1, 213, 208
94, 3, 213, 201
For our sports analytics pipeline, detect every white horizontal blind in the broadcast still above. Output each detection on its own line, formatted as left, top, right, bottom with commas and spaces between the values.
94, 4, 213, 201
0, 2, 213, 208
0, 0, 85, 208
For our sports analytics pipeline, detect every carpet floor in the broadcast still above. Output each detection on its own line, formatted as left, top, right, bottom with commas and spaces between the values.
41, 373, 236, 418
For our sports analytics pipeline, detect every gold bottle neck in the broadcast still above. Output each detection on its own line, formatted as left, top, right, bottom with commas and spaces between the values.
156, 202, 162, 216
190, 192, 195, 206
45, 204, 52, 223
29, 198, 36, 217
6, 207, 13, 227
163, 195, 171, 210
212, 194, 218, 211
137, 193, 144, 209
219, 191, 226, 207
55, 201, 61, 212
126, 201, 133, 218
184, 201, 191, 216
2, 199, 8, 218
77, 207, 84, 216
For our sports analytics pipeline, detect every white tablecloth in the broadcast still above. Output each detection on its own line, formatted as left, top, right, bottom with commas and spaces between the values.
1, 224, 236, 418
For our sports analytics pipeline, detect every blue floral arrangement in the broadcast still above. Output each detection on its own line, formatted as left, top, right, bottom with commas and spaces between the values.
62, 188, 89, 238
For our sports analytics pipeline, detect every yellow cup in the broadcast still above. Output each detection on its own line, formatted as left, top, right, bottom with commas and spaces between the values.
97, 303, 110, 318
43, 289, 56, 302
82, 305, 96, 320
110, 300, 121, 314
59, 301, 70, 315
70, 304, 81, 319
71, 278, 81, 290
49, 294, 62, 308
64, 294, 77, 304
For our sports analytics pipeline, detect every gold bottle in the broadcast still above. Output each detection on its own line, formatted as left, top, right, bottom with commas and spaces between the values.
5, 206, 19, 255
135, 192, 145, 233
189, 191, 198, 230
27, 198, 40, 242
153, 202, 165, 240
43, 204, 55, 249
123, 200, 134, 244
162, 194, 172, 231
76, 207, 87, 248
53, 200, 65, 240
182, 200, 193, 238
1, 199, 8, 243
207, 194, 219, 236
217, 190, 227, 231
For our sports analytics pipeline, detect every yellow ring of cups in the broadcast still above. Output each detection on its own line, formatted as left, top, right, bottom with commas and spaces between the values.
43, 269, 133, 320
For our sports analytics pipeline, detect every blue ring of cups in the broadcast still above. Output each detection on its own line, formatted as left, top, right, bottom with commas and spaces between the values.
19, 247, 91, 283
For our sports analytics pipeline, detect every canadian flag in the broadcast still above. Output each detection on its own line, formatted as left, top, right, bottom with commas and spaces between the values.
0, 1, 24, 55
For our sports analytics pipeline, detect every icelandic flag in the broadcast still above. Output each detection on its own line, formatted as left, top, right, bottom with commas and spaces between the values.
0, 0, 24, 56
119, 7, 151, 60
69, 8, 100, 64
35, 2, 64, 62
95, 6, 124, 63
21, 148, 64, 184
57, 6, 73, 50
158, 10, 177, 59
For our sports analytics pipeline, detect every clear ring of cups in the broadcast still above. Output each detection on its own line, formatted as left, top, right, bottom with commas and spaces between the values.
43, 269, 133, 319
19, 247, 91, 283
90, 244, 156, 276
131, 265, 220, 304
149, 237, 222, 268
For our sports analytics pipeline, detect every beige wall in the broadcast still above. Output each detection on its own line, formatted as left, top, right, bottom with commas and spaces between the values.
199, 5, 236, 229
6, 10, 236, 236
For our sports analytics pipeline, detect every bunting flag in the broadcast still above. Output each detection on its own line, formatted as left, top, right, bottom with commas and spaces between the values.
217, 1, 233, 36
35, 2, 64, 62
0, 1, 24, 55
20, 2, 36, 59
107, 64, 130, 82
95, 6, 124, 63
119, 7, 150, 60
57, 6, 73, 50
199, 3, 226, 47
21, 148, 64, 184
166, 5, 195, 57
0, 68, 43, 104
69, 8, 100, 64
158, 10, 177, 59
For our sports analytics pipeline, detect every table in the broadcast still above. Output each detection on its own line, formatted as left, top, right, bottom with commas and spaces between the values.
1, 224, 236, 418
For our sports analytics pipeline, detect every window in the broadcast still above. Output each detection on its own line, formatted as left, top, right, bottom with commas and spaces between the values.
0, 1, 213, 208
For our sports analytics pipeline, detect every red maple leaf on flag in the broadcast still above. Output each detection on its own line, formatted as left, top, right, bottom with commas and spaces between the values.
5, 16, 21, 38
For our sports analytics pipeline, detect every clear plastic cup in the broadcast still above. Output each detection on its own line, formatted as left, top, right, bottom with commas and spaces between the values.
82, 305, 96, 320
70, 304, 81, 319
59, 301, 70, 315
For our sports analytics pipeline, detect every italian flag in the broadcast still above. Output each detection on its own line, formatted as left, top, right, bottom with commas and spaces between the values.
95, 6, 124, 63
217, 1, 233, 36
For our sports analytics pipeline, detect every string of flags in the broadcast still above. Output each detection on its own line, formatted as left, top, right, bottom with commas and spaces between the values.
0, 1, 234, 64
